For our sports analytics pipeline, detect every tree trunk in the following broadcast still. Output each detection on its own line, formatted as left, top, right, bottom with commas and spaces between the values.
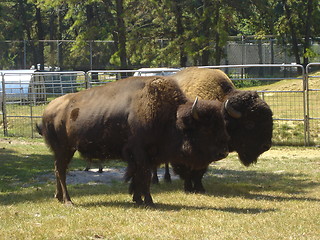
303, 0, 313, 67
213, 5, 222, 65
282, 0, 301, 65
35, 7, 45, 70
18, 0, 36, 68
172, 0, 187, 67
200, 0, 211, 65
116, 0, 127, 69
57, 6, 64, 69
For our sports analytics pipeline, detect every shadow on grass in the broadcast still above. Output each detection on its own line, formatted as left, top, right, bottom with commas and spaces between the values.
201, 167, 319, 197
78, 200, 277, 214
1, 175, 319, 209
0, 147, 18, 155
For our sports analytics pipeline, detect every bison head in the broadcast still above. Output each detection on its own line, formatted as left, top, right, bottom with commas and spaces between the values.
176, 98, 229, 166
223, 91, 273, 166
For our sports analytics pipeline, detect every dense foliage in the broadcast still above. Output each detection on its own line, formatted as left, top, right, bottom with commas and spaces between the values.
0, 0, 320, 69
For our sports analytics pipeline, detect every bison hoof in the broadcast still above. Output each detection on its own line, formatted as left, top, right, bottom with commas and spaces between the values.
133, 195, 144, 205
144, 196, 155, 208
64, 200, 74, 206
194, 188, 206, 194
184, 186, 194, 193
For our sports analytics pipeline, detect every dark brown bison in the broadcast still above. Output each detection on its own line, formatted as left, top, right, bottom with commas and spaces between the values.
38, 76, 229, 206
154, 67, 273, 193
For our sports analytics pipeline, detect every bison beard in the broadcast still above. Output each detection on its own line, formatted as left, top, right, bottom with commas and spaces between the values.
154, 67, 273, 194
38, 76, 229, 206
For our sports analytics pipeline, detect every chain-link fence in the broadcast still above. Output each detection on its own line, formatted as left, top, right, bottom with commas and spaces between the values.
3, 38, 320, 70
1, 65, 319, 146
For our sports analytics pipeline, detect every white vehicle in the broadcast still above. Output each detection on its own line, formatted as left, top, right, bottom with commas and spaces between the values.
133, 68, 180, 77
0, 70, 46, 102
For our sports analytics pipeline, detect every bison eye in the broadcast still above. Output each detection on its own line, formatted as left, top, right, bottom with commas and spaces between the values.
245, 121, 255, 130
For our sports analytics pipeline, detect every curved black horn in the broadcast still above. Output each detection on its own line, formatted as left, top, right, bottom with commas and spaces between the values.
224, 99, 242, 119
191, 96, 200, 120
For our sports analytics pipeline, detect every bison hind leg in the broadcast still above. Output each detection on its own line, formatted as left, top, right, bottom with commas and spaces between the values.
151, 167, 159, 184
54, 150, 75, 205
163, 163, 172, 183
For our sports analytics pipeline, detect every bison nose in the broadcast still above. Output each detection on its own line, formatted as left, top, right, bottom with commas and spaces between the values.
218, 151, 228, 159
262, 144, 271, 152
216, 148, 229, 160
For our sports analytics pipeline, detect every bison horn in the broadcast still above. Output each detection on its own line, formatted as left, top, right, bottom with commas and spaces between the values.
224, 99, 242, 119
191, 96, 200, 120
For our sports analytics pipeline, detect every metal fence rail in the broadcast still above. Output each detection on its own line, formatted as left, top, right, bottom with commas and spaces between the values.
1, 71, 86, 138
1, 64, 319, 146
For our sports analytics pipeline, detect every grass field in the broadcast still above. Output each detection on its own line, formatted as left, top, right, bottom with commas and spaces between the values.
0, 138, 319, 239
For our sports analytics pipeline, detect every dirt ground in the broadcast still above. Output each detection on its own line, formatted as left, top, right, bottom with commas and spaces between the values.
1, 138, 319, 185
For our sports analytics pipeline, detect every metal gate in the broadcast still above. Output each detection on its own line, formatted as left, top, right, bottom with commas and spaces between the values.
1, 65, 319, 146
306, 63, 320, 146
1, 71, 86, 137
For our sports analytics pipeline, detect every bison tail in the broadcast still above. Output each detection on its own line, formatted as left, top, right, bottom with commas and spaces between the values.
125, 166, 135, 195
35, 122, 43, 135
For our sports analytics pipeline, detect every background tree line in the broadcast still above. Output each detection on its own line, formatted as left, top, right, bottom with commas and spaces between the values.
0, 0, 319, 70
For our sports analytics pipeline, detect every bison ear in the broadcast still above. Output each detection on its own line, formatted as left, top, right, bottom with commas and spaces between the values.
191, 96, 200, 120
224, 99, 242, 119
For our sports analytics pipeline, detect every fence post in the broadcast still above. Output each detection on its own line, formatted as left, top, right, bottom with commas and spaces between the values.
305, 64, 312, 146
1, 73, 8, 136
30, 102, 34, 138
85, 71, 90, 89
302, 65, 309, 146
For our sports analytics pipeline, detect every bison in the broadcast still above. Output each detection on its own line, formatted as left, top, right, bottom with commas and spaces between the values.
38, 75, 229, 206
153, 67, 273, 193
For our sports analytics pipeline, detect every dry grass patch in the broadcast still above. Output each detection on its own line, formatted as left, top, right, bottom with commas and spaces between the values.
0, 139, 320, 239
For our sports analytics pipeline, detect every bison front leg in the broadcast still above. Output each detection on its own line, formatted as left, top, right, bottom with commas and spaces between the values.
172, 164, 194, 193
132, 149, 154, 206
142, 169, 154, 206
191, 168, 207, 193
129, 172, 154, 206
151, 167, 159, 184
130, 165, 154, 206
128, 178, 143, 205
124, 142, 155, 206
164, 163, 172, 183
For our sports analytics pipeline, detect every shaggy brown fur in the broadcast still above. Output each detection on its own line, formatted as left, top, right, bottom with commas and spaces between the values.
38, 76, 229, 206
158, 67, 273, 193
174, 67, 234, 101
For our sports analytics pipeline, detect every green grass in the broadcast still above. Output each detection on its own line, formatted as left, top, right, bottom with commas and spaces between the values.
0, 138, 319, 239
